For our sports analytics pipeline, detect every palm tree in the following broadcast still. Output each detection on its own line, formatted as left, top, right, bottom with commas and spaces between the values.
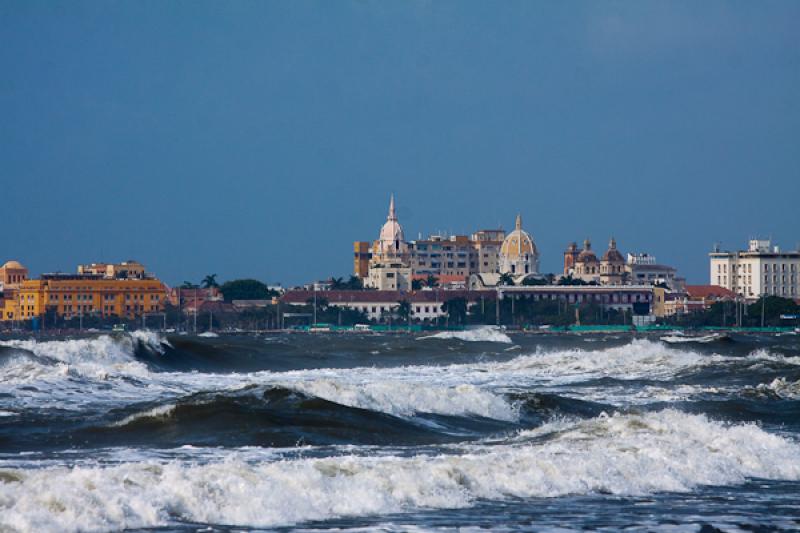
425, 274, 440, 288
201, 274, 219, 289
411, 279, 423, 291
442, 297, 467, 326
396, 300, 411, 324
346, 275, 363, 290
329, 277, 346, 290
180, 281, 197, 289
498, 273, 515, 286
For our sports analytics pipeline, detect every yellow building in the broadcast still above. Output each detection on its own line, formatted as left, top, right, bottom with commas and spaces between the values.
6, 274, 167, 321
353, 242, 371, 279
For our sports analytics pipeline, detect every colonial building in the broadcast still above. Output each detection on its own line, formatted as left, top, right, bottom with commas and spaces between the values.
499, 214, 539, 276
625, 253, 679, 289
564, 240, 681, 289
365, 196, 412, 291
1, 261, 167, 322
570, 239, 600, 283
356, 196, 519, 288
0, 260, 28, 290
709, 239, 800, 300
600, 238, 625, 285
0, 260, 29, 321
77, 260, 147, 279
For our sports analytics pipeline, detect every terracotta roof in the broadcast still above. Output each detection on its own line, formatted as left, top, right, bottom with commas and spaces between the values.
411, 274, 467, 284
685, 285, 737, 300
280, 290, 496, 305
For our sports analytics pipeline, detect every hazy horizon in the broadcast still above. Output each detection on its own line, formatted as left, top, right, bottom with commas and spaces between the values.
2, 1, 798, 286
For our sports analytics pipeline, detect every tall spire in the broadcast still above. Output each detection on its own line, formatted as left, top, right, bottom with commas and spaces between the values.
388, 194, 397, 221
515, 213, 522, 231
609, 237, 616, 249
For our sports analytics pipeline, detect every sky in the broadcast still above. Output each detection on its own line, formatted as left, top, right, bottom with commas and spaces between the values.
1, 1, 798, 286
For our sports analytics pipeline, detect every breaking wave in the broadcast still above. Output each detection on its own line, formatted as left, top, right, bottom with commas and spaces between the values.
1, 410, 798, 532
419, 326, 513, 344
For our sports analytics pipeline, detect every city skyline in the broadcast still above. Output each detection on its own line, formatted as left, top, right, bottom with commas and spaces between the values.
2, 2, 799, 285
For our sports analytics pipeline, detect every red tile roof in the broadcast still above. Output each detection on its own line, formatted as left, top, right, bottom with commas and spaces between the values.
685, 285, 737, 300
411, 274, 467, 284
280, 289, 496, 305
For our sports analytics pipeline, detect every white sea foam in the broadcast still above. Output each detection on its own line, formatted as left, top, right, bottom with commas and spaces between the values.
0, 336, 794, 414
1, 410, 798, 532
419, 326, 513, 344
109, 403, 178, 427
749, 377, 800, 399
287, 379, 518, 421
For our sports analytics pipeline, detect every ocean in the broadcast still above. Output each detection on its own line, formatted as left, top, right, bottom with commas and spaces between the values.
1, 328, 799, 532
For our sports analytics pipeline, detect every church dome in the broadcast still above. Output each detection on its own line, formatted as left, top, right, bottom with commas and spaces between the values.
577, 239, 598, 263
601, 238, 625, 263
378, 195, 405, 243
500, 214, 537, 259
2, 260, 25, 270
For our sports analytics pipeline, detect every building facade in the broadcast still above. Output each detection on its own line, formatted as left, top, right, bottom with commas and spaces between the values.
1, 261, 167, 322
709, 239, 800, 300
358, 196, 524, 289
563, 241, 681, 289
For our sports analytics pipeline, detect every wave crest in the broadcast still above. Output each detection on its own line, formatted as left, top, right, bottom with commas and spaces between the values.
1, 410, 798, 531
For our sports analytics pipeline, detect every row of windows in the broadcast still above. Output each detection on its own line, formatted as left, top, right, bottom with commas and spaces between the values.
718, 262, 798, 273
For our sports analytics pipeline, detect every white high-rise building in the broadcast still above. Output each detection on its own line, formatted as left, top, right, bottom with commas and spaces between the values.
709, 239, 800, 300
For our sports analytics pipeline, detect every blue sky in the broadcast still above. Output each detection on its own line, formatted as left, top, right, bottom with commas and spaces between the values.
1, 1, 798, 286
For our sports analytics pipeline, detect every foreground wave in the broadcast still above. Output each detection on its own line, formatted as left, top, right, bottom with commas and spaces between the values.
1, 410, 798, 531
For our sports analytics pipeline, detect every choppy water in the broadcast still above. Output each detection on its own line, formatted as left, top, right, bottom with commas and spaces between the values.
1, 328, 799, 532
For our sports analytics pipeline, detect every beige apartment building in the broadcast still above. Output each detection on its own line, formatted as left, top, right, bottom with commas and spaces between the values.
709, 239, 800, 300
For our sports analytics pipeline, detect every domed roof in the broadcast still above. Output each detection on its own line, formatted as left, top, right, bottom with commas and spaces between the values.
577, 239, 598, 263
500, 214, 537, 259
378, 195, 405, 243
2, 260, 26, 270
602, 238, 625, 263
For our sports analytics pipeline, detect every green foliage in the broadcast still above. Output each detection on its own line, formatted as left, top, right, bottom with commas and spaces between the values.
557, 275, 588, 286
201, 274, 219, 289
443, 297, 468, 325
662, 296, 800, 328
396, 300, 411, 323
425, 274, 439, 288
220, 279, 277, 302
521, 276, 547, 286
329, 275, 364, 290
411, 279, 423, 291
498, 273, 515, 286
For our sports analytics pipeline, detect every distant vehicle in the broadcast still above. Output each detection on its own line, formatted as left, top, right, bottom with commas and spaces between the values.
354, 324, 371, 332
112, 324, 127, 333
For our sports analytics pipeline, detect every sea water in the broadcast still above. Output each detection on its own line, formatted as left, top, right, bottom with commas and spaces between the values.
1, 329, 799, 531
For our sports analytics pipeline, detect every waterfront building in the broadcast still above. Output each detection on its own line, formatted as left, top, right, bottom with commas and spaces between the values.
0, 260, 29, 321
709, 239, 800, 300
571, 240, 600, 283
168, 286, 223, 312
1, 262, 167, 322
625, 253, 680, 289
77, 260, 147, 279
600, 238, 625, 285
282, 284, 653, 323
563, 241, 681, 289
497, 285, 653, 315
353, 242, 371, 279
354, 196, 516, 287
499, 214, 539, 276
0, 260, 29, 290
281, 289, 495, 322
653, 285, 737, 317
365, 196, 412, 291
